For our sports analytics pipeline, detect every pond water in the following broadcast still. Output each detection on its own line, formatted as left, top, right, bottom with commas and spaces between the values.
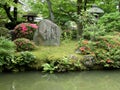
0, 70, 120, 90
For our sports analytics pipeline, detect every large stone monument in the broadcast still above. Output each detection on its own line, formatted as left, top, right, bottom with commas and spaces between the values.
33, 19, 61, 46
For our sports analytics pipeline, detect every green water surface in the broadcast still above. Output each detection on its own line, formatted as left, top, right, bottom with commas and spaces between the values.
0, 70, 120, 90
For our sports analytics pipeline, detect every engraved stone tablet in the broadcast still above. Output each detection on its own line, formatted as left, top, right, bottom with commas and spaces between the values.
33, 19, 61, 46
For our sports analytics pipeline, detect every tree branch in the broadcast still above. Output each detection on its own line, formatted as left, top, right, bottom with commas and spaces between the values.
13, 0, 18, 21
84, 0, 87, 11
3, 4, 15, 22
46, 0, 54, 22
77, 0, 82, 15
59, 8, 76, 22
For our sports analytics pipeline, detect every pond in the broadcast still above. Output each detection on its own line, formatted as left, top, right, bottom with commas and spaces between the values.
0, 70, 120, 90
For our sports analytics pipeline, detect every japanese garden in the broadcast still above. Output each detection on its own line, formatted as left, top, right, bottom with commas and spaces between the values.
0, 0, 120, 90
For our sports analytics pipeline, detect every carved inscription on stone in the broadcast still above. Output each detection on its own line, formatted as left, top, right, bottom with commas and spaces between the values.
33, 19, 61, 46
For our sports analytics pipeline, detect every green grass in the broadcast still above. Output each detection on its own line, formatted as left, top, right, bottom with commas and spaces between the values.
31, 40, 82, 61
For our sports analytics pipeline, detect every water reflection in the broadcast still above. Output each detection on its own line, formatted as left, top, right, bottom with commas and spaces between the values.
10, 81, 16, 90
0, 70, 120, 90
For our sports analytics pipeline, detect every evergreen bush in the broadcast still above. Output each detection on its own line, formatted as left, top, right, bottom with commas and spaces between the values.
14, 38, 37, 52
0, 27, 11, 38
98, 12, 120, 32
0, 37, 16, 71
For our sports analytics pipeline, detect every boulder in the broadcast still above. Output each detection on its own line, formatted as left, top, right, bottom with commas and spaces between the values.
65, 21, 77, 30
81, 55, 95, 68
33, 19, 61, 46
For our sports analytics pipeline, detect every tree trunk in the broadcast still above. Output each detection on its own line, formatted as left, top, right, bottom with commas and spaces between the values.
14, 0, 18, 21
3, 4, 15, 22
77, 0, 82, 15
84, 0, 87, 11
77, 0, 83, 39
3, 0, 18, 23
46, 0, 54, 22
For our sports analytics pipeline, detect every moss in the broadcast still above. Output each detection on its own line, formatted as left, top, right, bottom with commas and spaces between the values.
31, 40, 83, 61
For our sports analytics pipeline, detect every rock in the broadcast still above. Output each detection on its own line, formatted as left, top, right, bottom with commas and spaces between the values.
75, 48, 81, 54
81, 55, 95, 68
65, 21, 77, 30
33, 19, 61, 46
68, 54, 79, 60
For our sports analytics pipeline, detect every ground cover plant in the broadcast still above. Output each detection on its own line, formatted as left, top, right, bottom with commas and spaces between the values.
31, 40, 85, 73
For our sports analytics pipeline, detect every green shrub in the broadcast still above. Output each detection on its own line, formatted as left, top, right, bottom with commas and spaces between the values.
98, 12, 120, 32
0, 27, 11, 38
83, 24, 106, 40
77, 37, 120, 69
0, 54, 14, 71
77, 39, 95, 55
61, 30, 77, 40
1, 51, 36, 72
14, 38, 37, 52
82, 12, 120, 41
0, 37, 36, 72
95, 47, 120, 69
0, 37, 16, 71
42, 57, 85, 73
14, 51, 36, 68
13, 23, 38, 40
0, 37, 16, 55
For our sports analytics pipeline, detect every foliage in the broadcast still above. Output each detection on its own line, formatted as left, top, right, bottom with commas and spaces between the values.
0, 0, 120, 72
14, 38, 37, 52
98, 12, 120, 32
81, 11, 119, 43
53, 0, 77, 25
0, 37, 16, 71
77, 39, 94, 55
0, 51, 36, 72
13, 23, 38, 40
0, 27, 11, 38
13, 51, 36, 71
75, 11, 106, 40
0, 9, 8, 27
0, 0, 19, 23
61, 30, 77, 40
77, 35, 120, 69
42, 56, 85, 73
0, 37, 16, 55
82, 23, 106, 40
98, 0, 118, 13
0, 53, 14, 71
95, 47, 120, 68
0, 37, 36, 72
